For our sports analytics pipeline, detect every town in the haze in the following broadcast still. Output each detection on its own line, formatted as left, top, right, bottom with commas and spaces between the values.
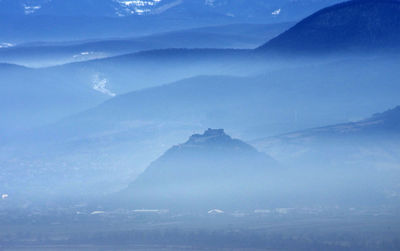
1, 0, 400, 250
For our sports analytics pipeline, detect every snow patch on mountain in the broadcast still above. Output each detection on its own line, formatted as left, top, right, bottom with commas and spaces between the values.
272, 8, 281, 15
24, 5, 41, 15
115, 0, 163, 16
0, 43, 15, 48
208, 209, 224, 214
90, 211, 106, 215
119, 0, 161, 6
205, 0, 216, 7
92, 74, 116, 97
73, 51, 96, 59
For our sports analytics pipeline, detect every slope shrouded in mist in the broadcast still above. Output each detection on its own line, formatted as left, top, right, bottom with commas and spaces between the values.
0, 22, 293, 67
253, 105, 400, 170
120, 128, 278, 209
2, 1, 400, 249
256, 105, 400, 144
3, 0, 400, 202
4, 0, 400, 134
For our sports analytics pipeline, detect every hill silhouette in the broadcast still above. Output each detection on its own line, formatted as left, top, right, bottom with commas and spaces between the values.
121, 129, 278, 209
259, 0, 400, 54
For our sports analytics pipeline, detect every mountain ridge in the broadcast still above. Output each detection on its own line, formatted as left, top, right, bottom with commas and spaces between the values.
277, 105, 400, 138
252, 105, 400, 169
0, 0, 341, 42
0, 22, 293, 67
0, 0, 341, 18
259, 0, 400, 53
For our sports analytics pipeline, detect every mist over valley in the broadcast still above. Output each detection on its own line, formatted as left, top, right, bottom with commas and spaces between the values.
1, 1, 400, 250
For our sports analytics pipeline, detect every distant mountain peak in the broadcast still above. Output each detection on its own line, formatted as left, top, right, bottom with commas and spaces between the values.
257, 105, 400, 144
188, 128, 229, 144
120, 128, 277, 208
365, 106, 400, 131
178, 128, 256, 153
371, 105, 400, 120
259, 0, 400, 54
311, 105, 400, 136
0, 0, 342, 20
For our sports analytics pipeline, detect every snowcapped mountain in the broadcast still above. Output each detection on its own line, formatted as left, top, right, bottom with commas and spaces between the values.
0, 0, 344, 42
0, 0, 342, 19
115, 0, 166, 16
0, 0, 165, 16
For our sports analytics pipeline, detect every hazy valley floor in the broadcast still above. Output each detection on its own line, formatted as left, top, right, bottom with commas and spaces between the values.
1, 207, 400, 251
